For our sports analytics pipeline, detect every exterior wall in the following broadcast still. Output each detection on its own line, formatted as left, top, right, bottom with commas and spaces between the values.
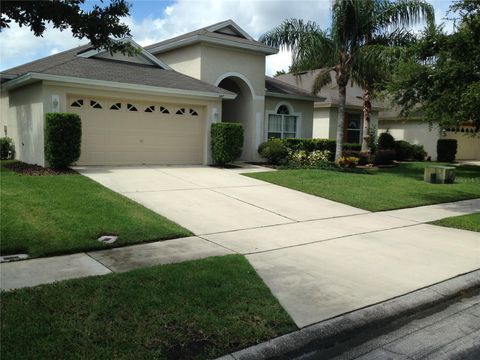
5, 83, 45, 166
264, 96, 314, 140
1, 91, 9, 136
316, 107, 379, 142
442, 131, 480, 160
43, 82, 222, 164
378, 119, 441, 160
155, 44, 202, 79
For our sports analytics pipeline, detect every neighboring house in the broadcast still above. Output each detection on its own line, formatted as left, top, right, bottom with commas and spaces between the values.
0, 20, 321, 167
278, 69, 480, 160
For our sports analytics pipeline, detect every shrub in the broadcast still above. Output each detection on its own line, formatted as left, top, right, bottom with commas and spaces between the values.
377, 132, 395, 150
411, 144, 427, 161
211, 122, 244, 165
258, 138, 289, 164
358, 152, 372, 165
437, 139, 457, 162
343, 143, 362, 151
288, 149, 330, 168
367, 125, 378, 154
338, 156, 359, 168
394, 140, 414, 161
0, 137, 15, 160
44, 113, 82, 169
374, 149, 396, 165
282, 138, 336, 154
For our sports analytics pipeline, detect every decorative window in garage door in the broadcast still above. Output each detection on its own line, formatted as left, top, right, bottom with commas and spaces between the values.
145, 105, 155, 113
160, 106, 170, 114
90, 100, 103, 109
110, 102, 122, 110
189, 109, 199, 116
176, 108, 186, 115
127, 104, 138, 112
70, 99, 84, 108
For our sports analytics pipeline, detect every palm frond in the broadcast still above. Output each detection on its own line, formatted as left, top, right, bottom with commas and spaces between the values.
312, 69, 333, 94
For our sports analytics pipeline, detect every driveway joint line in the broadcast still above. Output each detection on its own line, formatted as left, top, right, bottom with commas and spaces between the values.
84, 252, 114, 273
119, 184, 268, 194
197, 235, 239, 254
242, 222, 428, 256
208, 187, 298, 222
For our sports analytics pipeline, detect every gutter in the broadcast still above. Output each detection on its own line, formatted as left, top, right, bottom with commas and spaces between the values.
265, 91, 324, 102
0, 72, 236, 100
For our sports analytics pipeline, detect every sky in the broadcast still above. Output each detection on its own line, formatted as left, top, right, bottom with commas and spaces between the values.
0, 0, 456, 75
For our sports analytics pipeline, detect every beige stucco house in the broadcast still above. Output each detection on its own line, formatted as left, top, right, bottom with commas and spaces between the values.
0, 20, 320, 167
278, 69, 480, 161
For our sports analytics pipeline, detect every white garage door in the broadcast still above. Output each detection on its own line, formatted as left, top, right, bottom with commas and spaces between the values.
67, 96, 205, 165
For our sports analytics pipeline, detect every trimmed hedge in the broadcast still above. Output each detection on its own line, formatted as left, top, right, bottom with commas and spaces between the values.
211, 122, 244, 165
0, 137, 15, 160
374, 149, 396, 165
437, 139, 457, 162
44, 113, 82, 169
377, 132, 395, 150
394, 140, 413, 161
281, 138, 336, 154
258, 138, 288, 165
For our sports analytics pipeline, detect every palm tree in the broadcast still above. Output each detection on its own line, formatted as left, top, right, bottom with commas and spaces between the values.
260, 0, 434, 160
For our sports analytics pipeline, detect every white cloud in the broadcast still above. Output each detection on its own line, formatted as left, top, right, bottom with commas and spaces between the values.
0, 22, 85, 70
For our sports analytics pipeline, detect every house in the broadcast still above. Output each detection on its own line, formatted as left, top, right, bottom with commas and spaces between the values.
0, 20, 321, 167
277, 69, 480, 161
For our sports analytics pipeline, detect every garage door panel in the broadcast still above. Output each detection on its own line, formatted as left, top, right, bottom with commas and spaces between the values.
69, 97, 205, 165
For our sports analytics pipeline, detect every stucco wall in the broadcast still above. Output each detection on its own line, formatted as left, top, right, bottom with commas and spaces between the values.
264, 97, 314, 140
155, 44, 202, 79
442, 131, 480, 160
378, 119, 441, 160
6, 82, 45, 166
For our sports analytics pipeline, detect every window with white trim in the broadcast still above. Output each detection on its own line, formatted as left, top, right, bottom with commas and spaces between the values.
127, 104, 138, 112
176, 108, 185, 115
110, 102, 122, 110
345, 113, 362, 143
90, 100, 103, 109
70, 99, 83, 108
267, 105, 297, 139
160, 106, 170, 114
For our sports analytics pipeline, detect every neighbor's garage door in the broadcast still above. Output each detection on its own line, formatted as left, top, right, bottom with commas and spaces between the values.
68, 96, 205, 165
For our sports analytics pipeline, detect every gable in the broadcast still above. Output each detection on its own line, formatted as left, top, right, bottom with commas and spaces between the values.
93, 51, 152, 65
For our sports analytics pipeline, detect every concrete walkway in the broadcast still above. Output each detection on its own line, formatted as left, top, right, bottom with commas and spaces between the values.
1, 165, 479, 329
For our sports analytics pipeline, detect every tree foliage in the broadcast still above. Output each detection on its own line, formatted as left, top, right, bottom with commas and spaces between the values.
385, 0, 480, 129
1, 0, 133, 54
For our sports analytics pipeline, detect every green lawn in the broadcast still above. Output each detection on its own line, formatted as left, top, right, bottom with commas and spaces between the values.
0, 255, 296, 360
246, 162, 480, 211
431, 212, 480, 232
0, 161, 191, 258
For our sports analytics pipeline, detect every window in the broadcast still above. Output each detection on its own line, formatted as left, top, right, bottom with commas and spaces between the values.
189, 108, 198, 116
176, 108, 185, 115
345, 113, 362, 143
127, 104, 138, 112
145, 105, 155, 113
90, 100, 102, 109
110, 103, 122, 110
160, 106, 170, 114
70, 99, 83, 108
267, 104, 297, 139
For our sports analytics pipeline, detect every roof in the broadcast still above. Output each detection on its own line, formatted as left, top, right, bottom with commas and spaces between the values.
1, 44, 234, 98
276, 69, 385, 110
146, 20, 278, 55
265, 76, 324, 102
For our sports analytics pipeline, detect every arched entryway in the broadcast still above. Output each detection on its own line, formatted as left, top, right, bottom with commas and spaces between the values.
216, 75, 254, 159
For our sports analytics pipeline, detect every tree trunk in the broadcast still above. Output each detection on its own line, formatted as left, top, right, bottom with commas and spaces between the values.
335, 82, 347, 162
361, 82, 372, 153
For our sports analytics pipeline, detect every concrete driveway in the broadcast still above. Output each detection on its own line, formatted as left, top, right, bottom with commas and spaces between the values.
78, 164, 366, 234
77, 165, 480, 328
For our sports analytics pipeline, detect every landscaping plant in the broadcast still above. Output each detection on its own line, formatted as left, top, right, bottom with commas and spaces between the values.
338, 156, 360, 168
210, 122, 244, 166
258, 138, 289, 165
44, 113, 82, 169
0, 137, 15, 160
437, 139, 458, 162
377, 132, 396, 150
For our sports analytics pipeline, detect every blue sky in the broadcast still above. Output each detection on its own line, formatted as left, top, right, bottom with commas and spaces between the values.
0, 0, 456, 75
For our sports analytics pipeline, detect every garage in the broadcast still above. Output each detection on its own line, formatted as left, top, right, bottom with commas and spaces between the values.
67, 96, 205, 165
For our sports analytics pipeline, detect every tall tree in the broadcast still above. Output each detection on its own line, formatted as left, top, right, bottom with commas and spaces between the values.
261, 0, 433, 159
386, 0, 480, 129
1, 0, 133, 54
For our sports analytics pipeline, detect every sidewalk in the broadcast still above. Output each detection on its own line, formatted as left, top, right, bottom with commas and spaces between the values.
2, 198, 479, 292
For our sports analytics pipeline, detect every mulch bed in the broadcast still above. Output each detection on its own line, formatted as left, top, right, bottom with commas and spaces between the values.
4, 162, 78, 176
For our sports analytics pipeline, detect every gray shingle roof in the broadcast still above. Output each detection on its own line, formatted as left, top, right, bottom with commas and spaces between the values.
1, 44, 234, 96
265, 76, 324, 101
145, 20, 276, 54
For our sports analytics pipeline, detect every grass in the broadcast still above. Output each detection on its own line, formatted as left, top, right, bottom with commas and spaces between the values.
0, 255, 296, 360
0, 161, 191, 257
246, 162, 480, 211
431, 212, 480, 232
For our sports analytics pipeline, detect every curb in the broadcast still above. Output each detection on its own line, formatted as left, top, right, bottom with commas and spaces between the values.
218, 269, 480, 360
